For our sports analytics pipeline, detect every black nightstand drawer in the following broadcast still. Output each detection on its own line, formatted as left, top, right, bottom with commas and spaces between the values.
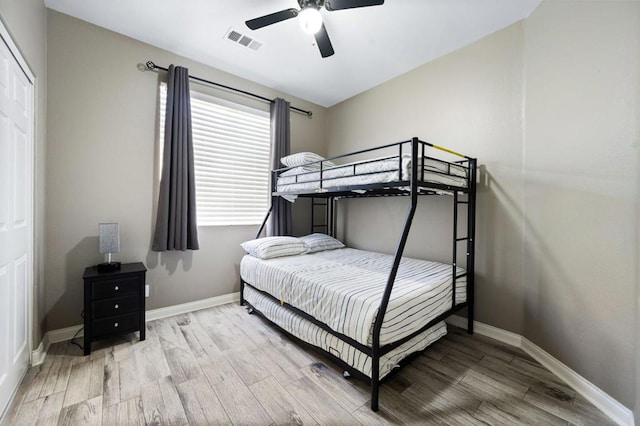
92, 295, 139, 319
92, 312, 139, 337
83, 262, 146, 355
91, 276, 139, 299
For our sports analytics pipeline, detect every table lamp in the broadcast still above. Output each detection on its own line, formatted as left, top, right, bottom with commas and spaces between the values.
97, 223, 121, 272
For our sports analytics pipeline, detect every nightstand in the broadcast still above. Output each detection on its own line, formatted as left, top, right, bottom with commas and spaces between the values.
82, 262, 147, 355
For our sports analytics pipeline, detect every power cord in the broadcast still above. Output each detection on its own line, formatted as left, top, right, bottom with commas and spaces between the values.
70, 310, 84, 351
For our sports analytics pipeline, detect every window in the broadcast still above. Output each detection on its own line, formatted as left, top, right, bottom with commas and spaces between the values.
159, 84, 271, 226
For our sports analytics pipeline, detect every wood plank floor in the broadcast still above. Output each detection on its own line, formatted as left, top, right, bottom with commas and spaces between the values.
2, 303, 615, 425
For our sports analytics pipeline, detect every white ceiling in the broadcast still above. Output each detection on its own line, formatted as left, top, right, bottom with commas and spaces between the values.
44, 0, 541, 107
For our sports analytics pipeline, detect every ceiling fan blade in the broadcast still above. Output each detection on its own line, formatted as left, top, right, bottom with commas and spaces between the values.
314, 23, 334, 58
246, 8, 299, 30
325, 0, 384, 11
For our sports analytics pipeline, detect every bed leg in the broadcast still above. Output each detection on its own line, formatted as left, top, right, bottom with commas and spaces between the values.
371, 334, 381, 411
467, 309, 474, 334
240, 280, 245, 306
371, 382, 379, 412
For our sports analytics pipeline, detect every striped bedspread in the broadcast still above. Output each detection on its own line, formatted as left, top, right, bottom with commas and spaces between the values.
276, 154, 468, 193
240, 248, 466, 346
243, 285, 448, 379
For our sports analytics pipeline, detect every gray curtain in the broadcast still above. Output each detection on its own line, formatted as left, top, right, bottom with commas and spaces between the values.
267, 98, 292, 236
152, 65, 199, 251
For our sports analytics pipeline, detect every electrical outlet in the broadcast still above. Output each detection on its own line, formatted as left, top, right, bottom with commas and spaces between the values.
145, 284, 150, 298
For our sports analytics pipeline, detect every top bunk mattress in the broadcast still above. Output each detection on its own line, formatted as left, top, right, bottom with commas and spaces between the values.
240, 248, 467, 347
276, 154, 469, 194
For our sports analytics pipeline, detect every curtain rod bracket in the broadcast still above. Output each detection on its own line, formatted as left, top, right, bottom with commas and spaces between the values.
140, 60, 312, 118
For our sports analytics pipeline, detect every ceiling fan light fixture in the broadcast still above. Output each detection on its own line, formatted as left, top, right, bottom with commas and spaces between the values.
299, 7, 323, 34
245, 0, 384, 58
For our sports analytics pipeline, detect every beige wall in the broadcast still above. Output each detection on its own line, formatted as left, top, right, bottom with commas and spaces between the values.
0, 0, 47, 346
523, 0, 639, 411
327, 0, 639, 415
328, 22, 527, 334
45, 10, 327, 331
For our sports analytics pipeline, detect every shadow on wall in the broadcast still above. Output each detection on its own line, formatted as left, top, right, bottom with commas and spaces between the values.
44, 236, 102, 331
474, 164, 525, 320
145, 249, 193, 275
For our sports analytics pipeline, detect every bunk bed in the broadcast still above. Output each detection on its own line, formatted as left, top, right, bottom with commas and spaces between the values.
239, 137, 477, 411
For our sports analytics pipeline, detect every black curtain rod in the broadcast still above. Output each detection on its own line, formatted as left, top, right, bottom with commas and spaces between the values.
143, 61, 312, 118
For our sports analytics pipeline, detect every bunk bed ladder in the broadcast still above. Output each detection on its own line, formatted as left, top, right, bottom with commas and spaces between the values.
467, 159, 477, 333
310, 197, 335, 237
453, 192, 468, 331
452, 161, 477, 334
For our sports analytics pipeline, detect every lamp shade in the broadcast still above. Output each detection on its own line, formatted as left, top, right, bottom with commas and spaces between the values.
99, 223, 120, 254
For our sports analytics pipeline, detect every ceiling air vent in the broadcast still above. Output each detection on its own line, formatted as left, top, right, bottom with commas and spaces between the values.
225, 28, 262, 52
227, 30, 242, 42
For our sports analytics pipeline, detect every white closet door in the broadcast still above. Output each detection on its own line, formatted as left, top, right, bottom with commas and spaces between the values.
0, 29, 33, 416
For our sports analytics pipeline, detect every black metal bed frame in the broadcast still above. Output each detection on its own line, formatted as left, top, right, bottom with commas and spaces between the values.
241, 137, 477, 411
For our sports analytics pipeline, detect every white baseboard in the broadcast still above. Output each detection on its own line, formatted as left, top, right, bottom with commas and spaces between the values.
146, 292, 240, 322
446, 315, 634, 426
445, 315, 523, 347
30, 337, 48, 366
521, 338, 634, 426
46, 324, 85, 346
31, 292, 240, 365
31, 324, 85, 366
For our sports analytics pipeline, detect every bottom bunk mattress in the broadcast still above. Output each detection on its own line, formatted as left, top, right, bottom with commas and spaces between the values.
240, 248, 467, 347
243, 285, 447, 379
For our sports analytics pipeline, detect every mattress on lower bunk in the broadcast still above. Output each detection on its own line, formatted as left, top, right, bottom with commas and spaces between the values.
243, 285, 448, 379
240, 248, 466, 347
276, 154, 468, 193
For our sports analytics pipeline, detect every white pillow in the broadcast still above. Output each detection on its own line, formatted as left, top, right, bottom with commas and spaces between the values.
300, 233, 345, 253
281, 152, 335, 169
241, 236, 308, 259
279, 166, 317, 177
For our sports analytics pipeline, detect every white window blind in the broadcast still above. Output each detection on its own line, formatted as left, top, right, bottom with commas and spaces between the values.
159, 84, 271, 226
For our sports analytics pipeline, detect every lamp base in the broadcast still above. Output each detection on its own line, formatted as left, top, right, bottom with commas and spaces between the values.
97, 262, 121, 273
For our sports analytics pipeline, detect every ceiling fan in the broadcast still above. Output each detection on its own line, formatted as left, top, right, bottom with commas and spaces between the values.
245, 0, 385, 58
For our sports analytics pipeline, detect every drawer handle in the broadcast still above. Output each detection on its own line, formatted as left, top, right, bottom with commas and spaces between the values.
114, 304, 119, 309
114, 285, 119, 291
114, 322, 119, 328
